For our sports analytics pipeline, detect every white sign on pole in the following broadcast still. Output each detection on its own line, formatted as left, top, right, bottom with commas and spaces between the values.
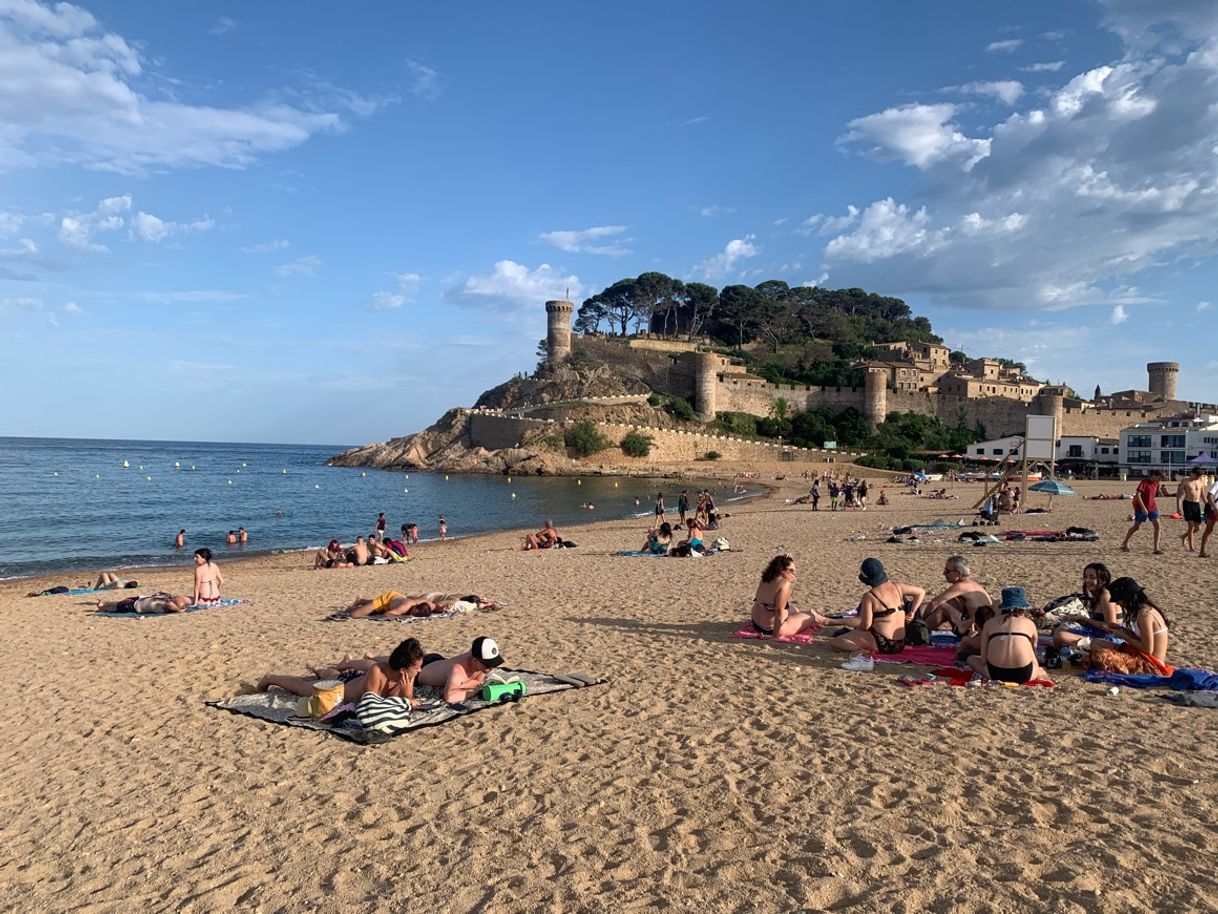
1024, 415, 1056, 460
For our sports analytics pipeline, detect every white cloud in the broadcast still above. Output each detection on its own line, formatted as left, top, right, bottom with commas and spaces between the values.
0, 2, 350, 172
1110, 304, 1129, 324
839, 103, 991, 170
368, 272, 421, 311
1023, 61, 1065, 72
799, 205, 859, 236
987, 39, 1023, 53
678, 115, 710, 128
130, 210, 214, 243
698, 205, 734, 218
58, 194, 130, 251
241, 239, 290, 254
692, 235, 759, 281
273, 255, 321, 277
824, 199, 938, 262
445, 260, 581, 312
1197, 301, 1212, 313
405, 58, 440, 101
209, 16, 235, 35
538, 225, 631, 256
63, 301, 82, 315
951, 80, 1025, 105
0, 211, 22, 235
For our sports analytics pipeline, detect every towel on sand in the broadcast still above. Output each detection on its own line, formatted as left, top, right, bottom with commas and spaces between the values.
94, 598, 249, 618
1084, 668, 1218, 691
731, 621, 817, 644
898, 666, 1055, 688
208, 669, 605, 745
870, 645, 960, 665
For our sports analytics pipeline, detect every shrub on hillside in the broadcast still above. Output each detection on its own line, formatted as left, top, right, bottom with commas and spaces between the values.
620, 431, 654, 457
665, 397, 696, 421
647, 392, 662, 407
704, 450, 722, 460
565, 420, 610, 457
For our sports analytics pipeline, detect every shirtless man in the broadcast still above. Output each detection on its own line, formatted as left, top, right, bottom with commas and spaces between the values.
257, 638, 426, 708
348, 536, 371, 566
522, 520, 560, 550
1177, 467, 1207, 552
97, 592, 190, 614
920, 555, 992, 633
416, 636, 505, 703
1201, 476, 1218, 559
238, 527, 248, 544
313, 540, 351, 569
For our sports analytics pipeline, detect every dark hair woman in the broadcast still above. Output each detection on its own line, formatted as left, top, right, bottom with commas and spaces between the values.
192, 547, 223, 605
750, 555, 823, 638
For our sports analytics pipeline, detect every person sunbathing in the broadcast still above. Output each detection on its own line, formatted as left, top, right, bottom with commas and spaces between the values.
749, 554, 823, 638
415, 636, 505, 703
257, 638, 426, 707
522, 520, 560, 550
94, 571, 135, 590
1079, 577, 1171, 674
96, 592, 190, 614
346, 591, 493, 618
313, 540, 350, 569
920, 555, 992, 633
967, 587, 1048, 684
1047, 563, 1119, 663
828, 558, 926, 669
876, 491, 889, 506
643, 522, 673, 555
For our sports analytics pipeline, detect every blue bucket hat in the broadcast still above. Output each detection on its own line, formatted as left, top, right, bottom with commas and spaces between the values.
858, 557, 888, 587
998, 586, 1032, 611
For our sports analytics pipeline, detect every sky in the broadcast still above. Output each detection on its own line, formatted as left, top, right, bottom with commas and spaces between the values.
2, 0, 1217, 444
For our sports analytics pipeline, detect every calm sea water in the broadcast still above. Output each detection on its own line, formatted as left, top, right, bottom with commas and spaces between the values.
0, 437, 751, 579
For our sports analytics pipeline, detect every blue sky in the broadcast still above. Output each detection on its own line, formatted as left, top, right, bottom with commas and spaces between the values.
2, 0, 1216, 444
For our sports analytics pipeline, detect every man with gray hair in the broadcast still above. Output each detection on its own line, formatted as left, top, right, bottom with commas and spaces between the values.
920, 555, 992, 633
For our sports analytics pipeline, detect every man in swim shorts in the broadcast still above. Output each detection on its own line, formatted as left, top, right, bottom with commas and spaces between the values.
416, 636, 505, 703
920, 555, 992, 633
1177, 467, 1207, 552
97, 593, 190, 614
1121, 469, 1163, 555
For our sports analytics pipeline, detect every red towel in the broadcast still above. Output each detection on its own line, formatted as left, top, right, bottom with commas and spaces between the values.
870, 645, 959, 665
731, 621, 816, 644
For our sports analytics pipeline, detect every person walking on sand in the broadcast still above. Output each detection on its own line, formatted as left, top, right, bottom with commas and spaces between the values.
375, 512, 386, 541
654, 492, 666, 523
811, 479, 820, 511
192, 548, 224, 605
1177, 467, 1206, 552
1121, 469, 1163, 554
1201, 476, 1218, 558
677, 490, 689, 524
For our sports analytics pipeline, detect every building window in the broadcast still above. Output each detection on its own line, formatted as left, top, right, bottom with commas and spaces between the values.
1128, 435, 1152, 448
1161, 434, 1186, 448
1128, 451, 1152, 464
1068, 445, 1083, 458
993, 448, 1004, 455
1163, 451, 1187, 464
1100, 447, 1109, 454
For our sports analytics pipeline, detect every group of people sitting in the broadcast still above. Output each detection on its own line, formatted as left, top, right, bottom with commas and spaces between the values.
256, 635, 506, 707
748, 552, 1171, 684
94, 548, 224, 614
520, 520, 563, 551
641, 517, 717, 557
313, 535, 409, 568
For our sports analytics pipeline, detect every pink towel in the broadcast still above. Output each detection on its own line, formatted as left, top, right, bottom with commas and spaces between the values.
731, 621, 816, 644
870, 645, 959, 665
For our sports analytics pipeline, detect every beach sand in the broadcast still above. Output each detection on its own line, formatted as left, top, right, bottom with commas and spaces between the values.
2, 473, 1217, 913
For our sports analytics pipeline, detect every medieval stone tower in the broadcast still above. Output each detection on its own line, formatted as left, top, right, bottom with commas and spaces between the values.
544, 299, 574, 364
863, 367, 888, 430
694, 352, 719, 421
1147, 361, 1179, 401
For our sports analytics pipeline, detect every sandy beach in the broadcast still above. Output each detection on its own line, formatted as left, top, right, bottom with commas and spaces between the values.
3, 471, 1217, 914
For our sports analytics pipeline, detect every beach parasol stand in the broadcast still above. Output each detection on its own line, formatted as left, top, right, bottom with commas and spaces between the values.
1028, 477, 1076, 510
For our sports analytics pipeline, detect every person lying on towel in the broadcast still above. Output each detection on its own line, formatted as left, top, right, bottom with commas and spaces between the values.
415, 636, 505, 704
257, 638, 426, 708
345, 592, 493, 618
96, 592, 190, 614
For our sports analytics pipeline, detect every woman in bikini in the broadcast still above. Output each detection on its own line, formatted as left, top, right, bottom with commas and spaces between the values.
1048, 563, 1119, 660
967, 587, 1048, 684
826, 558, 925, 664
1082, 577, 1171, 674
346, 592, 493, 618
750, 554, 822, 638
257, 638, 426, 708
192, 548, 224, 605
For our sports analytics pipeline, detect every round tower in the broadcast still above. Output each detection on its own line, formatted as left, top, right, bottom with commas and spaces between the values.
545, 299, 574, 363
694, 352, 718, 422
1147, 361, 1179, 401
863, 367, 888, 430
1037, 388, 1065, 435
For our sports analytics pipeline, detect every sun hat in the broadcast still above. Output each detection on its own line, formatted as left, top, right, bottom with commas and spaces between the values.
858, 557, 888, 586
998, 586, 1032, 611
472, 636, 504, 668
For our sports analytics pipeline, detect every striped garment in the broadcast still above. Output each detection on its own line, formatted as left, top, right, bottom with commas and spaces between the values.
356, 692, 413, 734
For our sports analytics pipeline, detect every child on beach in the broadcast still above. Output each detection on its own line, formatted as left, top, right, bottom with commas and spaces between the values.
438, 516, 448, 540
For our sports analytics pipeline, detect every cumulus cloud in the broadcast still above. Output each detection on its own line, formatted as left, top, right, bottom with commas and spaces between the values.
273, 255, 321, 277
799, 205, 859, 236
58, 194, 130, 251
1197, 301, 1212, 313
0, 0, 351, 172
692, 235, 759, 281
406, 58, 441, 101
986, 39, 1023, 53
130, 210, 214, 243
1110, 304, 1129, 324
820, 7, 1218, 311
445, 260, 581, 312
839, 103, 990, 170
538, 225, 631, 256
241, 239, 290, 254
368, 272, 421, 311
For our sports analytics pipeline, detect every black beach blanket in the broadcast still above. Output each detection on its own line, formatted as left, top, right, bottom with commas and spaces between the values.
208, 669, 605, 745
93, 598, 250, 618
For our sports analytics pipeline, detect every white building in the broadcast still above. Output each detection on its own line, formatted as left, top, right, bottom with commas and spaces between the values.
1118, 415, 1218, 476
966, 434, 1120, 466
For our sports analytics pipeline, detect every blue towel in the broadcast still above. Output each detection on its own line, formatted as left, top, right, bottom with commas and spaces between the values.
1084, 668, 1218, 691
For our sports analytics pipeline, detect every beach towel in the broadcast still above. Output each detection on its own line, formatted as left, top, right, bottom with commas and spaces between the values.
322, 601, 505, 623
898, 666, 1055, 688
94, 598, 249, 618
208, 669, 605, 745
731, 621, 817, 644
1159, 692, 1218, 709
870, 645, 960, 665
1084, 668, 1218, 691
32, 586, 133, 597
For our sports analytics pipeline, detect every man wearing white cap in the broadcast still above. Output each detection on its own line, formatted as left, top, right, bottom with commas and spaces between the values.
416, 636, 505, 703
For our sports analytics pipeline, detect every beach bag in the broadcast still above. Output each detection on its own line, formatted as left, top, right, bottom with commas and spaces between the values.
295, 679, 344, 720
1040, 594, 1086, 628
904, 616, 931, 646
356, 692, 413, 734
713, 537, 730, 551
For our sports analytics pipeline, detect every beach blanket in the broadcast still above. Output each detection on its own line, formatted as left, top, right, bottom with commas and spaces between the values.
208, 669, 605, 745
1000, 530, 1099, 542
731, 621, 816, 644
1159, 692, 1218, 709
870, 645, 960, 665
898, 666, 1055, 688
33, 586, 128, 597
322, 601, 505, 623
1084, 668, 1218, 691
94, 598, 249, 618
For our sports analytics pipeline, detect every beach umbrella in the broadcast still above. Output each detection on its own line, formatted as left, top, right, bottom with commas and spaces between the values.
1188, 453, 1218, 465
1028, 477, 1076, 509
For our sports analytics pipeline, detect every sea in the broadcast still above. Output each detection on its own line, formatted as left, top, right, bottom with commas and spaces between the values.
0, 437, 754, 580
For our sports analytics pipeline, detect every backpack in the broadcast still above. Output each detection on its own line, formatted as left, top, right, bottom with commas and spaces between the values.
904, 615, 931, 646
